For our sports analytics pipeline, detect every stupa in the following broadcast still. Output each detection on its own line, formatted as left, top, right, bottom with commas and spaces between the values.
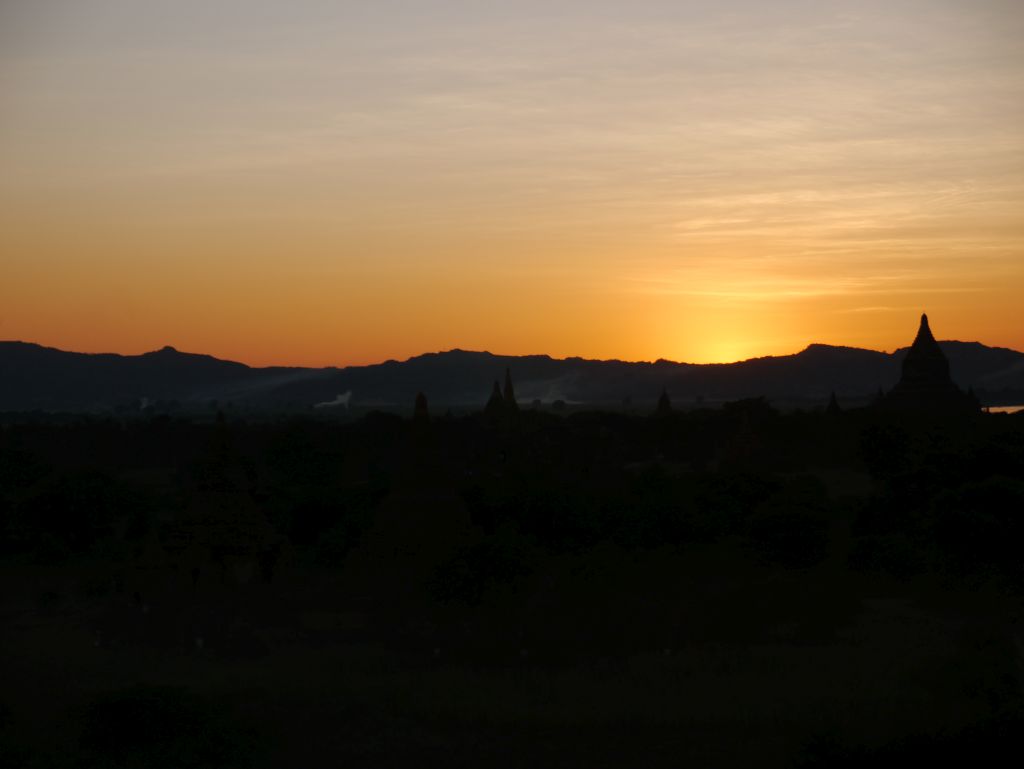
484, 380, 504, 419
413, 391, 429, 422
880, 314, 977, 413
503, 368, 519, 412
655, 388, 673, 417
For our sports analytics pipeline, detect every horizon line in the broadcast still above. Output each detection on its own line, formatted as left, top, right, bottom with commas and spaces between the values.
2, 336, 1015, 371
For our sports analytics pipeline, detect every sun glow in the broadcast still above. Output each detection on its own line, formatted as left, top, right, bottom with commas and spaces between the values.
691, 340, 759, 365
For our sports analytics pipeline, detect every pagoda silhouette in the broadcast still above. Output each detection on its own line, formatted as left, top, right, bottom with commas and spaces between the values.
879, 313, 978, 413
483, 369, 519, 424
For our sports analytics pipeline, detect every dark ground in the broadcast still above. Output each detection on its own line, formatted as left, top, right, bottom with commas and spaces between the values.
1, 403, 1023, 766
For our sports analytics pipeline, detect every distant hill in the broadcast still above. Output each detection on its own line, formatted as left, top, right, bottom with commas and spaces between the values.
2, 339, 1023, 414
0, 342, 332, 413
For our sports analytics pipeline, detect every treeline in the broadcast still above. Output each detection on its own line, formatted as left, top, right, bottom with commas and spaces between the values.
1, 403, 1021, 597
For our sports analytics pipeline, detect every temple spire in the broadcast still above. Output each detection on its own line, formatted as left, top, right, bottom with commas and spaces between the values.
878, 313, 976, 413
655, 388, 673, 417
503, 368, 518, 412
826, 391, 841, 416
484, 380, 504, 420
413, 392, 429, 422
914, 313, 935, 345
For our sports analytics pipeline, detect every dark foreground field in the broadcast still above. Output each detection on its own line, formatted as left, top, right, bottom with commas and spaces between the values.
2, 404, 1023, 766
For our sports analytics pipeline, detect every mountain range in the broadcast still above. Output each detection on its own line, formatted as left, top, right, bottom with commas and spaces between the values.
2, 339, 1023, 414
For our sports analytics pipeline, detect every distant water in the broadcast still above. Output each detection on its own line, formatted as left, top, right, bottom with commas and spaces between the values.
985, 405, 1024, 414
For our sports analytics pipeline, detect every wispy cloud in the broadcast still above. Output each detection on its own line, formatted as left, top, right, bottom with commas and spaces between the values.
837, 306, 903, 314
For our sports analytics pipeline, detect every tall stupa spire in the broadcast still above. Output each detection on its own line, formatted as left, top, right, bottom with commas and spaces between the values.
899, 312, 951, 388
879, 313, 975, 413
503, 368, 518, 412
914, 313, 934, 344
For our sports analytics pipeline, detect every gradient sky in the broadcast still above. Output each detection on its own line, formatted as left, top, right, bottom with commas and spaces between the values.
2, 0, 1022, 366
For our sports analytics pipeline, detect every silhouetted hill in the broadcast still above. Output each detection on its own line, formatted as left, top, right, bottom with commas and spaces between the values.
2, 339, 1022, 413
930, 340, 1024, 391
0, 342, 331, 412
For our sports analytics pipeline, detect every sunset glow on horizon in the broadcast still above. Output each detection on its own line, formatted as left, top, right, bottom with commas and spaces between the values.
2, 1, 1022, 368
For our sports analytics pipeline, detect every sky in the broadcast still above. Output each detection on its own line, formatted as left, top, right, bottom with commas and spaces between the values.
2, 0, 1022, 366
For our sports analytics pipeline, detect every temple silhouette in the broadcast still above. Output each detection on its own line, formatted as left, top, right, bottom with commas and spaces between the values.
879, 313, 978, 413
483, 368, 520, 423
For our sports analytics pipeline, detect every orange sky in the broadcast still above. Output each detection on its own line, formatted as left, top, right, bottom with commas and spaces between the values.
2, 1, 1022, 367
